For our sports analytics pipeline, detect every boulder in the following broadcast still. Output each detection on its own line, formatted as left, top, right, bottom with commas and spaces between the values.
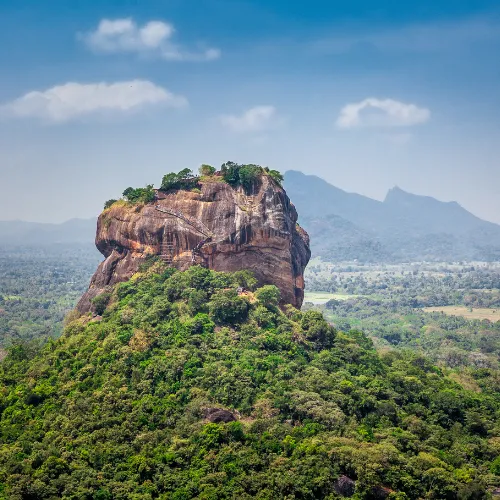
204, 408, 237, 423
333, 475, 355, 497
78, 174, 310, 312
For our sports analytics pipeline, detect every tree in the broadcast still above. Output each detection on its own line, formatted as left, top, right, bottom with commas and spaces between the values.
239, 164, 262, 192
301, 310, 336, 350
268, 169, 284, 185
220, 162, 267, 192
122, 185, 155, 203
220, 161, 240, 186
231, 270, 258, 291
142, 185, 156, 203
209, 289, 249, 325
122, 187, 134, 199
199, 164, 216, 176
160, 173, 179, 191
251, 304, 276, 328
160, 169, 196, 191
177, 168, 194, 181
255, 285, 281, 308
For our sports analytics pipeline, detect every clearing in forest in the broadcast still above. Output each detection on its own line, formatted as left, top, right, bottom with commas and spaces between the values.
423, 306, 500, 322
304, 291, 359, 304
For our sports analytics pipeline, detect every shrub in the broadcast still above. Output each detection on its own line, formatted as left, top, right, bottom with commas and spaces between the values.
138, 255, 162, 272
491, 456, 500, 475
91, 292, 111, 315
185, 313, 215, 335
104, 199, 117, 209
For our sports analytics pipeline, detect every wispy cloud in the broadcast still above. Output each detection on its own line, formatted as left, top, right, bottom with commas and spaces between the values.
336, 98, 430, 129
312, 16, 500, 55
81, 18, 220, 61
219, 106, 280, 133
2, 80, 187, 123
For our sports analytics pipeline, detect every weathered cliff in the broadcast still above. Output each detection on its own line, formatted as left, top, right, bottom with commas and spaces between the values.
77, 174, 310, 312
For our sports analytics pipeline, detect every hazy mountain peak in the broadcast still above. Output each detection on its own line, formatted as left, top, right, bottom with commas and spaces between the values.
384, 185, 464, 206
285, 170, 348, 196
385, 185, 434, 203
284, 170, 500, 261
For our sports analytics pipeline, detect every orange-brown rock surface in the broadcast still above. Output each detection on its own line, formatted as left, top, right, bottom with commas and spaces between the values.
77, 174, 310, 312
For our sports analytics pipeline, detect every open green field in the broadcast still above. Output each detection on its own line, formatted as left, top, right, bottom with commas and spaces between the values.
304, 291, 358, 305
424, 306, 500, 322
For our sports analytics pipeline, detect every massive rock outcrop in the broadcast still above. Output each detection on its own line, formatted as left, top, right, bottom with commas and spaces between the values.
77, 173, 310, 313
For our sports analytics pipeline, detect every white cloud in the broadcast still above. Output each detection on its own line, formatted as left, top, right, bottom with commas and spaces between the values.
81, 18, 220, 61
219, 106, 279, 133
2, 80, 187, 123
336, 98, 430, 129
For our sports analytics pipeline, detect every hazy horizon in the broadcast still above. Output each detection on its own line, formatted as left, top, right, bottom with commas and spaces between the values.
1, 0, 500, 223
1, 169, 499, 227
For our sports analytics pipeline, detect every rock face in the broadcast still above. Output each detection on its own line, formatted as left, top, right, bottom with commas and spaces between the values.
77, 174, 310, 313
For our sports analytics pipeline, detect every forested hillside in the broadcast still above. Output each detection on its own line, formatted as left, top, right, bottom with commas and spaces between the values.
305, 261, 500, 370
1, 264, 499, 499
0, 245, 99, 346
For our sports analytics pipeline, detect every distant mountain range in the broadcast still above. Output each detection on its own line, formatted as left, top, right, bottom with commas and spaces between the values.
2, 172, 500, 262
0, 218, 96, 246
284, 170, 500, 262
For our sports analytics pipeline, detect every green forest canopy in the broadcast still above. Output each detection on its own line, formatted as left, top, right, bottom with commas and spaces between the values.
0, 264, 499, 499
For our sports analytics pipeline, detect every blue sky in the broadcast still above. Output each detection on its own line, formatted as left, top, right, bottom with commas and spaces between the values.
1, 0, 500, 223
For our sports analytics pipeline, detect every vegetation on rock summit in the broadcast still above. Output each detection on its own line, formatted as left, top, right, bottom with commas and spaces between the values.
104, 162, 284, 209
